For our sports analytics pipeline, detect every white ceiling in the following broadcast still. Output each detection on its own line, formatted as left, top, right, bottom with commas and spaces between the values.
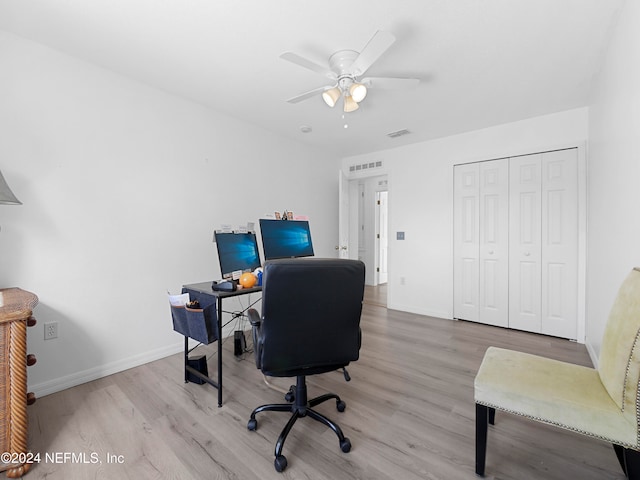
0, 0, 624, 157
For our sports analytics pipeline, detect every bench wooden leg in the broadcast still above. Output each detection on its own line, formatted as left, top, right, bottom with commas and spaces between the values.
476, 403, 489, 476
625, 447, 640, 480
613, 445, 640, 479
614, 444, 627, 476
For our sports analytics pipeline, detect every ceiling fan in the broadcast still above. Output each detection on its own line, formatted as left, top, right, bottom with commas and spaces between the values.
280, 30, 420, 113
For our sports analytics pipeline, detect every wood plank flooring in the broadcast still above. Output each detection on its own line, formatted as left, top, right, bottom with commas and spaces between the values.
23, 288, 625, 479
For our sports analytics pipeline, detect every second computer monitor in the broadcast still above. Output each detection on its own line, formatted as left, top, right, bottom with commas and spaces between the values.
214, 231, 262, 279
259, 219, 315, 260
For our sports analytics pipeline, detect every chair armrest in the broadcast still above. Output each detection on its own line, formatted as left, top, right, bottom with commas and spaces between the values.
248, 308, 261, 327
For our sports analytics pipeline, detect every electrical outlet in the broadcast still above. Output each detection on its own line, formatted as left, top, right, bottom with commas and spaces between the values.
44, 321, 58, 340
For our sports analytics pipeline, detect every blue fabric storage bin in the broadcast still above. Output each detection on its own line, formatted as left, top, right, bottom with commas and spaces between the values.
170, 305, 190, 337
185, 306, 217, 344
170, 289, 218, 345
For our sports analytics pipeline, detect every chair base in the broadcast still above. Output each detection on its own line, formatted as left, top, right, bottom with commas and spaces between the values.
476, 403, 640, 479
248, 375, 351, 472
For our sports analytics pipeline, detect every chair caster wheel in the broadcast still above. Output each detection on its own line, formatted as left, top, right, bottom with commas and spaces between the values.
337, 400, 346, 412
274, 454, 288, 472
340, 438, 351, 453
285, 386, 295, 403
247, 418, 257, 431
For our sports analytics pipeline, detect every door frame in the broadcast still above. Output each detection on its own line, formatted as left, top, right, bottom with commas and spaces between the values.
338, 169, 390, 286
375, 190, 389, 285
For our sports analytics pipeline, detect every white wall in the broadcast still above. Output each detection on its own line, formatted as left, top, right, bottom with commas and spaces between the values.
0, 31, 339, 396
343, 108, 588, 320
586, 0, 640, 362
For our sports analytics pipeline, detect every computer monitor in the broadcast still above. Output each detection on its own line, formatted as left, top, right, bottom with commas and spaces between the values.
259, 219, 315, 260
214, 232, 262, 279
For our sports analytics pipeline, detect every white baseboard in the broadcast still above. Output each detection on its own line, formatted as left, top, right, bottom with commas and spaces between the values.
29, 342, 184, 398
386, 302, 451, 320
29, 324, 245, 398
585, 338, 599, 369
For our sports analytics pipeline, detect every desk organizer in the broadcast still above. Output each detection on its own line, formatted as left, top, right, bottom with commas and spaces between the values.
170, 291, 217, 344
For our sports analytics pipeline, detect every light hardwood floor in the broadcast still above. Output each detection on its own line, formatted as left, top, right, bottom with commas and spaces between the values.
363, 282, 387, 307
23, 287, 625, 479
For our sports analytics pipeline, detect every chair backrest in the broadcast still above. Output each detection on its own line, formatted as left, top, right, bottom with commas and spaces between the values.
257, 258, 365, 377
598, 267, 640, 435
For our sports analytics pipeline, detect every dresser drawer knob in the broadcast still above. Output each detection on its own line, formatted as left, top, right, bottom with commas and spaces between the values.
27, 316, 37, 327
26, 392, 37, 405
27, 354, 37, 366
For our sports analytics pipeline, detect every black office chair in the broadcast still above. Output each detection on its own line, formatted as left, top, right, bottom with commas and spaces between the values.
247, 258, 365, 472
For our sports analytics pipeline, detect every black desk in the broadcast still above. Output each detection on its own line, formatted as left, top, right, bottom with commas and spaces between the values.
181, 282, 261, 407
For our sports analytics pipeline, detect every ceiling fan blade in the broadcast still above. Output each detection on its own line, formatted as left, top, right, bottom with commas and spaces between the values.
280, 52, 336, 80
350, 30, 396, 77
285, 86, 331, 104
361, 77, 420, 89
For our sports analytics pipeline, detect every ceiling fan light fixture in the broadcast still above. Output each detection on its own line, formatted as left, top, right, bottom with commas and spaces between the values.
322, 87, 341, 107
350, 82, 367, 102
343, 94, 359, 113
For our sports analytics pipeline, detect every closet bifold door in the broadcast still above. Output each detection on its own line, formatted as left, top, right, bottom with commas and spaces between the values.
508, 149, 578, 339
454, 162, 480, 323
508, 154, 543, 333
456, 149, 578, 339
478, 159, 509, 327
540, 149, 578, 339
454, 159, 509, 327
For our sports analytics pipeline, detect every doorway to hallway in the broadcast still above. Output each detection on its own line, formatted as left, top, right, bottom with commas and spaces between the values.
354, 175, 388, 290
375, 190, 388, 285
339, 171, 389, 306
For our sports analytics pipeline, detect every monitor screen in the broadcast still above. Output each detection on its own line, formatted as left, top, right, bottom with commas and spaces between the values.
214, 232, 262, 278
259, 219, 315, 260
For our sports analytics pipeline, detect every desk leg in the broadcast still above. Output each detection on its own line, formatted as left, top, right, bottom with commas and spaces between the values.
184, 336, 189, 383
217, 296, 223, 407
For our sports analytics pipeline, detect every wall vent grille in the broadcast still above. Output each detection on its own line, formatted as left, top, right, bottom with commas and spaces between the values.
349, 160, 384, 173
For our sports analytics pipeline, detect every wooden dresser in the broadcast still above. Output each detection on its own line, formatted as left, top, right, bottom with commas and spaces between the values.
0, 288, 38, 478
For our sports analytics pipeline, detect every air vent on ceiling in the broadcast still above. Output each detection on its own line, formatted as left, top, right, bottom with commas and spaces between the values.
387, 129, 411, 139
